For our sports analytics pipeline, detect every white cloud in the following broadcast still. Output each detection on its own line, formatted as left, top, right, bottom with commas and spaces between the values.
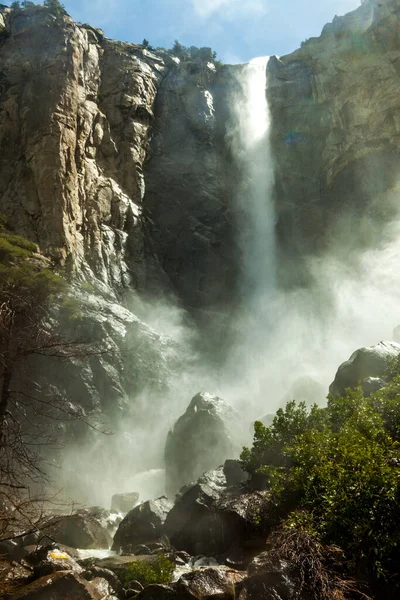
191, 0, 267, 20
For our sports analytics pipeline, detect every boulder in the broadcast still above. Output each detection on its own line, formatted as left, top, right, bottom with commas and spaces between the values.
223, 460, 249, 487
95, 554, 171, 584
236, 557, 300, 600
112, 497, 173, 553
135, 584, 177, 600
81, 565, 121, 596
0, 539, 26, 560
176, 566, 245, 599
0, 561, 32, 598
27, 545, 83, 578
111, 492, 139, 514
329, 341, 400, 396
9, 571, 105, 600
165, 392, 241, 496
36, 514, 112, 549
164, 468, 268, 557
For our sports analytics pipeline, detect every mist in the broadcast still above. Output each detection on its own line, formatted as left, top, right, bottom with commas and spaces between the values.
56, 55, 400, 509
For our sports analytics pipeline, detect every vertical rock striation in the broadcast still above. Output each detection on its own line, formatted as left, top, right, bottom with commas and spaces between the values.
269, 0, 400, 285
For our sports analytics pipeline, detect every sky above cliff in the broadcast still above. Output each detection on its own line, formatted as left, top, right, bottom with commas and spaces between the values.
44, 0, 361, 63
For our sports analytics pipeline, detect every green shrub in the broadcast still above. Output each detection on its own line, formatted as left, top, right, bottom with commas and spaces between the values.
169, 40, 218, 64
241, 384, 400, 583
123, 554, 175, 588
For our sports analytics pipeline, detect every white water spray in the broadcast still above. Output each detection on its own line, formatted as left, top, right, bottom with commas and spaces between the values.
224, 56, 400, 419
233, 56, 275, 301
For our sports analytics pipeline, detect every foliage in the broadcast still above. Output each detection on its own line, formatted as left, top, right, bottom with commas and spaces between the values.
0, 224, 102, 541
9, 0, 67, 17
123, 554, 175, 588
169, 39, 218, 64
43, 0, 66, 16
241, 383, 400, 585
267, 528, 366, 600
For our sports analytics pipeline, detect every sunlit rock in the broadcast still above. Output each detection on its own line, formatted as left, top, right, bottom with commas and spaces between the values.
112, 497, 173, 553
164, 393, 241, 497
329, 340, 400, 397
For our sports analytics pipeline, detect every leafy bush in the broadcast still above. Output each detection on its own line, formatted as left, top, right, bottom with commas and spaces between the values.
241, 383, 400, 585
169, 40, 218, 64
123, 554, 175, 588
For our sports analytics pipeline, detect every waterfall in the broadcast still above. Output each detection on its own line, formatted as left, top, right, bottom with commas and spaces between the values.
234, 56, 275, 305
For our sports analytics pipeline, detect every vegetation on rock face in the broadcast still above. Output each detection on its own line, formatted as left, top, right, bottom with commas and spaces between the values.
123, 554, 175, 588
9, 0, 67, 17
169, 40, 219, 64
0, 217, 101, 540
241, 362, 400, 595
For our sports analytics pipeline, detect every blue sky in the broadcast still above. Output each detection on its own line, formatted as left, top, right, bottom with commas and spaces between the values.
14, 0, 362, 63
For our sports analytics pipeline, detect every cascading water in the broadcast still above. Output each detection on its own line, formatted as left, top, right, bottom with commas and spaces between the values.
225, 56, 400, 419
233, 56, 275, 305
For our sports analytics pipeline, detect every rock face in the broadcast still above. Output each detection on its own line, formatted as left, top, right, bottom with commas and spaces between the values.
165, 393, 241, 497
2, 0, 400, 511
143, 63, 239, 310
329, 340, 400, 396
112, 497, 173, 553
269, 0, 400, 285
0, 4, 191, 506
0, 5, 163, 292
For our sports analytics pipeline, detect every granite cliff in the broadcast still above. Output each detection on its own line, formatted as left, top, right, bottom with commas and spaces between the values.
1, 0, 400, 501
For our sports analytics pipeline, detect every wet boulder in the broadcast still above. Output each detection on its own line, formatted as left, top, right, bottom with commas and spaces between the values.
96, 553, 173, 585
36, 514, 112, 549
223, 460, 249, 487
111, 492, 139, 514
0, 539, 26, 560
329, 341, 400, 397
112, 497, 173, 553
82, 565, 122, 596
0, 561, 32, 598
135, 584, 177, 600
164, 468, 268, 557
236, 557, 301, 600
177, 566, 245, 599
165, 392, 241, 496
164, 468, 226, 555
26, 545, 83, 578
9, 571, 106, 600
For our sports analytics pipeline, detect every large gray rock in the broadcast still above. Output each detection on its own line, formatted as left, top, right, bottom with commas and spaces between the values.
112, 497, 173, 553
164, 468, 268, 557
36, 514, 112, 550
135, 584, 177, 600
27, 546, 83, 578
165, 392, 241, 496
9, 571, 105, 600
95, 553, 173, 586
176, 566, 245, 599
329, 341, 400, 396
111, 492, 139, 514
236, 557, 302, 600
